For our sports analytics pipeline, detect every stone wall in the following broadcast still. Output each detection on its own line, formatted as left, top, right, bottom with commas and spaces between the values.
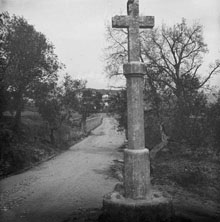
86, 115, 103, 132
58, 114, 103, 143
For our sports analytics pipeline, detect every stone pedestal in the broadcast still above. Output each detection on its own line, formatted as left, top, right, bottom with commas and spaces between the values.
124, 149, 150, 199
102, 188, 173, 222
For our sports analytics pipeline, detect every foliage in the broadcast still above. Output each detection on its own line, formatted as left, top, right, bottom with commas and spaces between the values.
78, 89, 103, 133
108, 90, 127, 132
205, 91, 220, 149
141, 19, 220, 140
0, 12, 103, 176
62, 74, 87, 115
0, 13, 61, 129
0, 12, 10, 119
36, 86, 62, 144
36, 73, 103, 137
58, 74, 103, 133
105, 18, 220, 146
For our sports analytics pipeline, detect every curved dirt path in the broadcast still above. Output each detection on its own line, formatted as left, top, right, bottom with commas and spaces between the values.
0, 117, 125, 222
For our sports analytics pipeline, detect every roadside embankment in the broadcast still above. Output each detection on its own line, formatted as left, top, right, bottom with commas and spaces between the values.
0, 113, 103, 178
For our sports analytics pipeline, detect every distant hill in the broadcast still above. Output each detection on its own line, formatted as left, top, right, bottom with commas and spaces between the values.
87, 88, 120, 96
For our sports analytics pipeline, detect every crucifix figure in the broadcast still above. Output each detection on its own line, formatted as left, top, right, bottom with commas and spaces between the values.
112, 0, 154, 199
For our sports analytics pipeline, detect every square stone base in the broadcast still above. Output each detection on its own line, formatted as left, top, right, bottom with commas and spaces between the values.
101, 189, 173, 222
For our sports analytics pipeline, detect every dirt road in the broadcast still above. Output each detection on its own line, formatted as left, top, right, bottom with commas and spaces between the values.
0, 117, 125, 222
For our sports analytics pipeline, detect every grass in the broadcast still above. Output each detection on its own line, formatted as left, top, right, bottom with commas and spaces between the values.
104, 142, 220, 221
151, 143, 220, 220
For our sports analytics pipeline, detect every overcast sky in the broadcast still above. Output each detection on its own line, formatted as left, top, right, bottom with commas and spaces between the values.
1, 0, 220, 89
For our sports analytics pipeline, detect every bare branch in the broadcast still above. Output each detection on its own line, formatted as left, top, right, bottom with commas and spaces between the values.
162, 33, 178, 65
178, 25, 202, 62
197, 62, 220, 89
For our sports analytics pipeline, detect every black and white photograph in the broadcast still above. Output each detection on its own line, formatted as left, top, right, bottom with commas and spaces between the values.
0, 0, 220, 221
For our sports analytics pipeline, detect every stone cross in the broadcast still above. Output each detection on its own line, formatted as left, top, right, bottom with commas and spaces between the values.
112, 0, 154, 62
112, 0, 154, 199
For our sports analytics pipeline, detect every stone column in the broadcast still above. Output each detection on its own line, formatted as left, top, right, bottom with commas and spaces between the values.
123, 62, 150, 199
102, 1, 173, 221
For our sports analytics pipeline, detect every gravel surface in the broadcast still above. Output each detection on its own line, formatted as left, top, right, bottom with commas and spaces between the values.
0, 117, 125, 222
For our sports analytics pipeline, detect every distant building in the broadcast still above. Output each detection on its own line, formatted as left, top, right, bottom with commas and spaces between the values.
102, 94, 109, 109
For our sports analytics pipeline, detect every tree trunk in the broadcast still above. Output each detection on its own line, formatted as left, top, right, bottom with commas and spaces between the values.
13, 91, 23, 131
50, 128, 55, 145
13, 105, 22, 131
0, 111, 3, 120
125, 128, 128, 140
174, 88, 188, 140
150, 123, 169, 160
81, 114, 87, 134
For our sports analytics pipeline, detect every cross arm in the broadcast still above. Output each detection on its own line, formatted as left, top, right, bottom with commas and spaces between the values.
139, 16, 154, 28
112, 15, 155, 29
112, 16, 129, 28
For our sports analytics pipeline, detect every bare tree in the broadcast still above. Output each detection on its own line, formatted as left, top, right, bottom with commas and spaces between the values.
141, 19, 220, 113
104, 18, 220, 149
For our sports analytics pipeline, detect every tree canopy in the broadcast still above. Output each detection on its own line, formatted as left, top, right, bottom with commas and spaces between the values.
105, 18, 220, 144
0, 13, 61, 128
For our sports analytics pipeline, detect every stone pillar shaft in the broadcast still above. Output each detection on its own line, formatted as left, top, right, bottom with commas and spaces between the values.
124, 62, 145, 151
126, 74, 145, 150
123, 62, 149, 199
